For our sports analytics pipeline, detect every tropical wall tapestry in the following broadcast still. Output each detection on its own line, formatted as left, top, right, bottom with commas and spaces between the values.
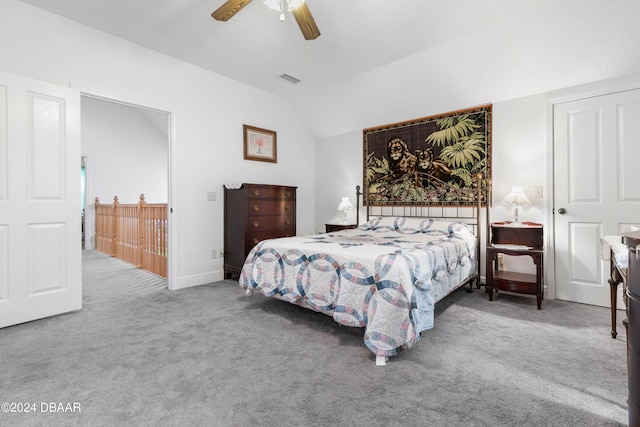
363, 104, 492, 206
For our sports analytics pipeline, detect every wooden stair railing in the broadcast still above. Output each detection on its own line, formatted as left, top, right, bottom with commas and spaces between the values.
95, 194, 167, 278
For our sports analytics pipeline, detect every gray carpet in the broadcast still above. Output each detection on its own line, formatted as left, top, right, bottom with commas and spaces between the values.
0, 250, 628, 426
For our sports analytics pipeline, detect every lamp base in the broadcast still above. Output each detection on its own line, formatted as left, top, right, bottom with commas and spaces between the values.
338, 210, 349, 224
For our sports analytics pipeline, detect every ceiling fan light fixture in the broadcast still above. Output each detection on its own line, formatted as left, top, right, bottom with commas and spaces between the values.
263, 0, 281, 12
214, 0, 320, 40
263, 0, 305, 13
287, 0, 305, 11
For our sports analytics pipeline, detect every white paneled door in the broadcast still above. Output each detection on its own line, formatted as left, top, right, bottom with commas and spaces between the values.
554, 89, 640, 306
0, 70, 81, 327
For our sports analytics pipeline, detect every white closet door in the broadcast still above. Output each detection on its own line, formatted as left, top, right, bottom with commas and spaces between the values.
0, 69, 81, 327
554, 88, 640, 306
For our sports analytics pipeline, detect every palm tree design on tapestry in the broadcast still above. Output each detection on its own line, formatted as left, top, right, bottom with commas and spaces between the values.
427, 114, 487, 187
365, 110, 489, 205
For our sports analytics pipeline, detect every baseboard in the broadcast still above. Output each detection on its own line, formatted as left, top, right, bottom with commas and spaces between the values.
175, 270, 225, 290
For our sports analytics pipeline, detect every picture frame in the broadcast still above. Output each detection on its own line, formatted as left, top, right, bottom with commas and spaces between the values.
363, 104, 492, 206
243, 124, 277, 163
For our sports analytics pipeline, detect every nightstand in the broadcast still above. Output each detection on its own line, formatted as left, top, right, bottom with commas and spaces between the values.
486, 222, 544, 309
325, 223, 357, 233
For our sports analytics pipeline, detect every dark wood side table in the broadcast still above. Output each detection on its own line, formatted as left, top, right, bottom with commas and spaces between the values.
325, 223, 357, 233
486, 222, 544, 309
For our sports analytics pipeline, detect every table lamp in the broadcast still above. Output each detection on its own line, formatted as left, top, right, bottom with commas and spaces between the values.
501, 186, 530, 223
337, 197, 354, 224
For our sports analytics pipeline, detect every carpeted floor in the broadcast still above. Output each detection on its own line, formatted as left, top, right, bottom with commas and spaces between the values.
0, 250, 628, 426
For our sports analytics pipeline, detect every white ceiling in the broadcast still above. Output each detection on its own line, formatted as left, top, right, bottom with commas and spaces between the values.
17, 0, 504, 94
16, 0, 640, 138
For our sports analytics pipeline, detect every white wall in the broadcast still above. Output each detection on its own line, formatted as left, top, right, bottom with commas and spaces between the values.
316, 94, 548, 225
0, 0, 317, 288
314, 131, 363, 232
4, 0, 639, 295
82, 96, 169, 250
315, 93, 549, 280
294, 1, 640, 140
490, 94, 548, 275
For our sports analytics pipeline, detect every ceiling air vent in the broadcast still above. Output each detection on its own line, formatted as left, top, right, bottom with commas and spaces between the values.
279, 73, 301, 84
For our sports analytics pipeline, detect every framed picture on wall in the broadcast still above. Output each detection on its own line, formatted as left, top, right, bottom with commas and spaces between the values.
243, 124, 277, 163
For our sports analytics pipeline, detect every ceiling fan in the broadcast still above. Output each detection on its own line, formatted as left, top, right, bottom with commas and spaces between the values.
212, 0, 321, 40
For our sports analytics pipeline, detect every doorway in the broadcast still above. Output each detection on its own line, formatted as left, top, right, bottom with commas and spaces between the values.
80, 94, 172, 286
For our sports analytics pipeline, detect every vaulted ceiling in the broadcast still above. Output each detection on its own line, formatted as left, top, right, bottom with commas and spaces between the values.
17, 0, 640, 138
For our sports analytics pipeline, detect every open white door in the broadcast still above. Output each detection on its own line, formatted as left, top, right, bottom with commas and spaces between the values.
0, 69, 81, 327
554, 88, 640, 306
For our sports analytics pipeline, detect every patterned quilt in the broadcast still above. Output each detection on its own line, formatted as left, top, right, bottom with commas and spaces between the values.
239, 217, 477, 359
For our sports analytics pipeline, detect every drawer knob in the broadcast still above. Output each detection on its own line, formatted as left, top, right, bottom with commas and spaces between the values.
285, 220, 290, 225
253, 190, 260, 196
253, 221, 260, 228
253, 205, 260, 212
509, 284, 517, 291
285, 205, 289, 210
285, 192, 290, 197
253, 238, 259, 244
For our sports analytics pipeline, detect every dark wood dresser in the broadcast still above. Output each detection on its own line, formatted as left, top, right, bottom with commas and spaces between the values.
624, 230, 640, 426
224, 183, 296, 279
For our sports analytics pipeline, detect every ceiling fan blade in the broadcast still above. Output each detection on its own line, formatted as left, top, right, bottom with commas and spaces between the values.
291, 2, 320, 40
211, 0, 254, 22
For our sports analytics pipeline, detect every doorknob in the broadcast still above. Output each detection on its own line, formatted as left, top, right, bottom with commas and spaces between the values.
557, 208, 567, 215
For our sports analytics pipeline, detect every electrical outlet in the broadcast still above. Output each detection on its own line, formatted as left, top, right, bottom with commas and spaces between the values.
207, 191, 217, 201
217, 248, 224, 258
497, 253, 504, 270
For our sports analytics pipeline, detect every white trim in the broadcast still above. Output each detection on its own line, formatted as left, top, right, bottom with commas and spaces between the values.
544, 98, 556, 300
176, 270, 225, 290
548, 72, 640, 104
73, 83, 178, 291
546, 72, 640, 301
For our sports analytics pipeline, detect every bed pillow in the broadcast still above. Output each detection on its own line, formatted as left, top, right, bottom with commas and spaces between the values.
359, 216, 472, 235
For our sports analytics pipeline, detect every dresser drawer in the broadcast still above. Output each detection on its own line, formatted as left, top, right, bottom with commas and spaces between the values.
493, 274, 537, 295
248, 200, 295, 216
246, 186, 295, 200
247, 230, 295, 247
248, 215, 295, 232
491, 223, 543, 249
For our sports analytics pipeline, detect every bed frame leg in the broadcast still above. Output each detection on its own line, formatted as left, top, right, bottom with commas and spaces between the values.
466, 278, 475, 293
376, 356, 388, 366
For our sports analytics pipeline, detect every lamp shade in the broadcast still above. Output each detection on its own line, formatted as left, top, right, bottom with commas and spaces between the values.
501, 187, 530, 206
337, 197, 353, 212
501, 187, 529, 223
337, 197, 353, 224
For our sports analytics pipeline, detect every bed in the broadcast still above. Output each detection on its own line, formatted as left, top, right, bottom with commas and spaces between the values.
239, 184, 487, 365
